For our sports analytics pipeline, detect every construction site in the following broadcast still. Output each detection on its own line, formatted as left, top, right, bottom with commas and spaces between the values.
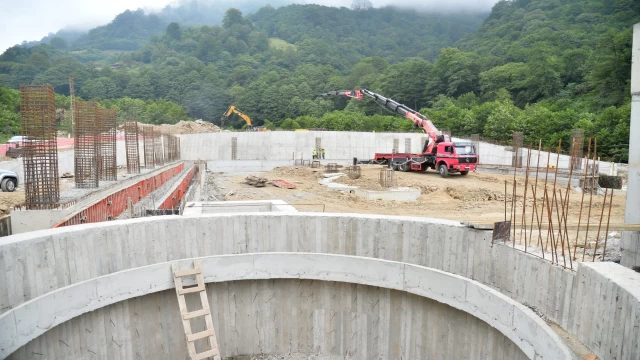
0, 29, 639, 360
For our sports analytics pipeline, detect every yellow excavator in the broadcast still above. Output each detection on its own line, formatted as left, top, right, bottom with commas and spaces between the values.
221, 105, 266, 131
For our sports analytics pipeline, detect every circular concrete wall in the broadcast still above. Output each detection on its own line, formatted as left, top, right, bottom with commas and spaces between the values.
1, 213, 638, 359
1, 253, 568, 359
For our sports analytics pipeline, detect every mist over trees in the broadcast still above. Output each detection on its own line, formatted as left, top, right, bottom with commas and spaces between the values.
0, 0, 638, 161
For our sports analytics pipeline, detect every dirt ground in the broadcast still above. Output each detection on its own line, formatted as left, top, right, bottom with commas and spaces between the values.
213, 165, 626, 224
205, 165, 626, 262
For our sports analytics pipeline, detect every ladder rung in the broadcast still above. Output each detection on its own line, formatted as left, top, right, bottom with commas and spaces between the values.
174, 268, 201, 277
192, 349, 219, 360
179, 284, 205, 295
187, 328, 214, 342
183, 308, 210, 320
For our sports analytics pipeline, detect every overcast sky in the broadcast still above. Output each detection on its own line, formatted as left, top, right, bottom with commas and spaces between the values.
0, 0, 498, 53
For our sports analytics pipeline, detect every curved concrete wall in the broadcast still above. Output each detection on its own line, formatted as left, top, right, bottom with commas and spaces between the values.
2, 253, 566, 359
1, 213, 639, 359
7, 281, 526, 360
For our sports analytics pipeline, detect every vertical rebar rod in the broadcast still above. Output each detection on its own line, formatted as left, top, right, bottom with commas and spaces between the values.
511, 180, 517, 247
561, 138, 578, 268
540, 146, 553, 255
547, 140, 562, 255
582, 139, 598, 262
592, 188, 608, 262
543, 187, 557, 264
556, 189, 569, 268
529, 140, 542, 245
504, 180, 507, 244
520, 146, 532, 251
601, 189, 614, 261
574, 138, 592, 258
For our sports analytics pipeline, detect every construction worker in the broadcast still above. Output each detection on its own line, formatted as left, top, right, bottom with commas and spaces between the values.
321, 148, 325, 159
312, 148, 318, 159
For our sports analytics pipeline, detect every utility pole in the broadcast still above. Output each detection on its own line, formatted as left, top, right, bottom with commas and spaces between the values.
68, 75, 75, 137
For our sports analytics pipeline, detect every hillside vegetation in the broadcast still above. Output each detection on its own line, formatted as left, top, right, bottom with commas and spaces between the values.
0, 0, 638, 161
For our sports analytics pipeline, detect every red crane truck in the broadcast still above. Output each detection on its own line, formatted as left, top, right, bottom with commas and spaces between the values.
321, 89, 478, 177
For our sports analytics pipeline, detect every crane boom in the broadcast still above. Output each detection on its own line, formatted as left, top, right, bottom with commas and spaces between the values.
320, 89, 446, 153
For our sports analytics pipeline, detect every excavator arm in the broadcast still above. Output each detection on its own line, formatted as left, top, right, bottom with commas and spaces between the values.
320, 89, 446, 153
222, 105, 252, 128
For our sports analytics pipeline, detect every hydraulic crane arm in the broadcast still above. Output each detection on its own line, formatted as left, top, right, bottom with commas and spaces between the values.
222, 105, 252, 127
320, 89, 446, 153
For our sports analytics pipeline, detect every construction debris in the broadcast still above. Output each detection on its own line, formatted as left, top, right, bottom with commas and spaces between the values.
245, 175, 268, 187
270, 179, 296, 189
61, 172, 74, 178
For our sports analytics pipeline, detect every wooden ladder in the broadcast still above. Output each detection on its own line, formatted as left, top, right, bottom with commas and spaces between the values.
172, 260, 220, 360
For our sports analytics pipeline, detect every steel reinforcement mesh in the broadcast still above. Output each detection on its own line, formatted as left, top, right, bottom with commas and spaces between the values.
96, 108, 117, 181
154, 128, 165, 166
143, 125, 155, 169
20, 84, 60, 208
74, 101, 99, 188
124, 121, 140, 173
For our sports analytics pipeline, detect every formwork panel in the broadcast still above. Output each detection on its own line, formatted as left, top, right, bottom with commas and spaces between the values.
96, 108, 117, 181
124, 121, 141, 173
74, 101, 99, 188
19, 84, 60, 208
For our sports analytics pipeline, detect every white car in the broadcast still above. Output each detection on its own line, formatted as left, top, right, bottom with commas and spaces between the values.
7, 136, 27, 145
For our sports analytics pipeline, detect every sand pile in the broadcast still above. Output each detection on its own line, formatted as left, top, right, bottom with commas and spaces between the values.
158, 120, 221, 134
272, 166, 321, 181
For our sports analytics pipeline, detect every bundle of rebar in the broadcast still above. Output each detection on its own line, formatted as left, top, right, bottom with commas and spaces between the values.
154, 128, 165, 166
96, 108, 117, 181
20, 84, 60, 208
124, 121, 141, 173
143, 125, 155, 168
74, 101, 99, 188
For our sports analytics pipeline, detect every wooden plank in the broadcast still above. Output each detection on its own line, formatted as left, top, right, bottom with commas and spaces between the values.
179, 284, 205, 295
174, 268, 201, 278
187, 328, 214, 342
192, 349, 219, 360
183, 307, 211, 320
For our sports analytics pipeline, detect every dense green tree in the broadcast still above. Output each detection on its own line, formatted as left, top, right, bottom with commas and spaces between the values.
166, 22, 182, 41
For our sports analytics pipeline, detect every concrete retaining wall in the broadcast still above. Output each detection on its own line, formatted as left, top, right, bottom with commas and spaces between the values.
179, 131, 428, 162
178, 131, 613, 174
2, 253, 567, 359
0, 214, 638, 359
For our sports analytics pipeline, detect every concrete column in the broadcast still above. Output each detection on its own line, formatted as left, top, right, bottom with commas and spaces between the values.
621, 23, 640, 268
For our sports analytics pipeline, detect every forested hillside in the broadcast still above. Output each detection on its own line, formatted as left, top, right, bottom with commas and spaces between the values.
0, 0, 638, 161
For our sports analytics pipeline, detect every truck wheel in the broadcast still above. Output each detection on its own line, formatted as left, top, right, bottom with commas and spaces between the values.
460, 171, 469, 176
398, 162, 410, 172
1, 178, 16, 192
438, 164, 449, 178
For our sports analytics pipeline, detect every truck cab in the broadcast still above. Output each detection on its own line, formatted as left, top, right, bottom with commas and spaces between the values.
433, 142, 477, 177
